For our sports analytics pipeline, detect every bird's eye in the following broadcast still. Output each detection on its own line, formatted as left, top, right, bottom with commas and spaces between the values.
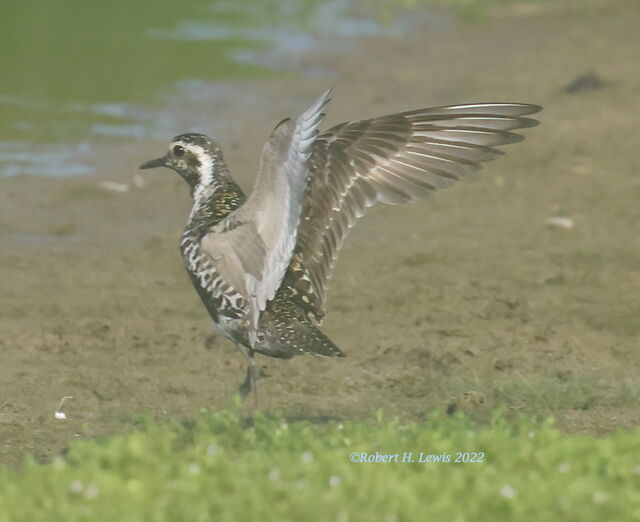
173, 145, 185, 157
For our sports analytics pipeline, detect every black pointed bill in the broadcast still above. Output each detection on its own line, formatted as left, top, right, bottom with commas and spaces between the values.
139, 156, 167, 170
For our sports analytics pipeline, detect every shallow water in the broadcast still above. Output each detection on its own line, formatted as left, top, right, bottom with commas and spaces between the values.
0, 0, 419, 177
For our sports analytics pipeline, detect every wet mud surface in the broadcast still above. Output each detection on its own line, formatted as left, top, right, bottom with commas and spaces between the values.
2, 0, 640, 467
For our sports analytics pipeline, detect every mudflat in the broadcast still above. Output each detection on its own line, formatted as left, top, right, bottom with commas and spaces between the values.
2, 0, 639, 467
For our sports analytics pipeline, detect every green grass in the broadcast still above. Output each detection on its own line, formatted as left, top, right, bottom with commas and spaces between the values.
1, 409, 640, 521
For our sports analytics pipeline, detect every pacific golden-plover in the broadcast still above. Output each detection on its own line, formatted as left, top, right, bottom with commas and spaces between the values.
140, 90, 540, 398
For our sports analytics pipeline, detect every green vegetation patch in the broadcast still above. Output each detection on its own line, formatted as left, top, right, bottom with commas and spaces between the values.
1, 410, 640, 521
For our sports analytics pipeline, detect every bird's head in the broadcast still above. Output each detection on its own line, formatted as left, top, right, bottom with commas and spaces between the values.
140, 133, 226, 194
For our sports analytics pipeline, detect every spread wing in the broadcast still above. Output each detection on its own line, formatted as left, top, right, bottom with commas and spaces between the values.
200, 89, 331, 345
287, 102, 542, 323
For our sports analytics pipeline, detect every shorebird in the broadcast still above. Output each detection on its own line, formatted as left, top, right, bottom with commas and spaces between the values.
140, 90, 540, 399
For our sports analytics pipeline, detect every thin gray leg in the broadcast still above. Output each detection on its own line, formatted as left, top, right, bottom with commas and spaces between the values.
237, 344, 260, 404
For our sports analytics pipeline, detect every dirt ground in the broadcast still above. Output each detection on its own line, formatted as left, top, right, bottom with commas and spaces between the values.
2, 0, 639, 467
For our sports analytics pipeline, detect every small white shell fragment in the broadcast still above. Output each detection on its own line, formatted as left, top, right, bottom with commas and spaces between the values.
133, 173, 146, 188
97, 181, 129, 193
54, 395, 73, 420
546, 216, 575, 230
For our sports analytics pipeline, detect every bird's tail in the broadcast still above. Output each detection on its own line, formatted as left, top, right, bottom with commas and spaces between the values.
256, 313, 344, 360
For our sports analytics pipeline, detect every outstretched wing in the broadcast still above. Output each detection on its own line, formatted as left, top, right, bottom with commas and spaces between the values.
287, 102, 541, 323
201, 89, 331, 345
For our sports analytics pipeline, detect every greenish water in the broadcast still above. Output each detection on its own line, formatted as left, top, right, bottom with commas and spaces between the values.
0, 0, 419, 176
